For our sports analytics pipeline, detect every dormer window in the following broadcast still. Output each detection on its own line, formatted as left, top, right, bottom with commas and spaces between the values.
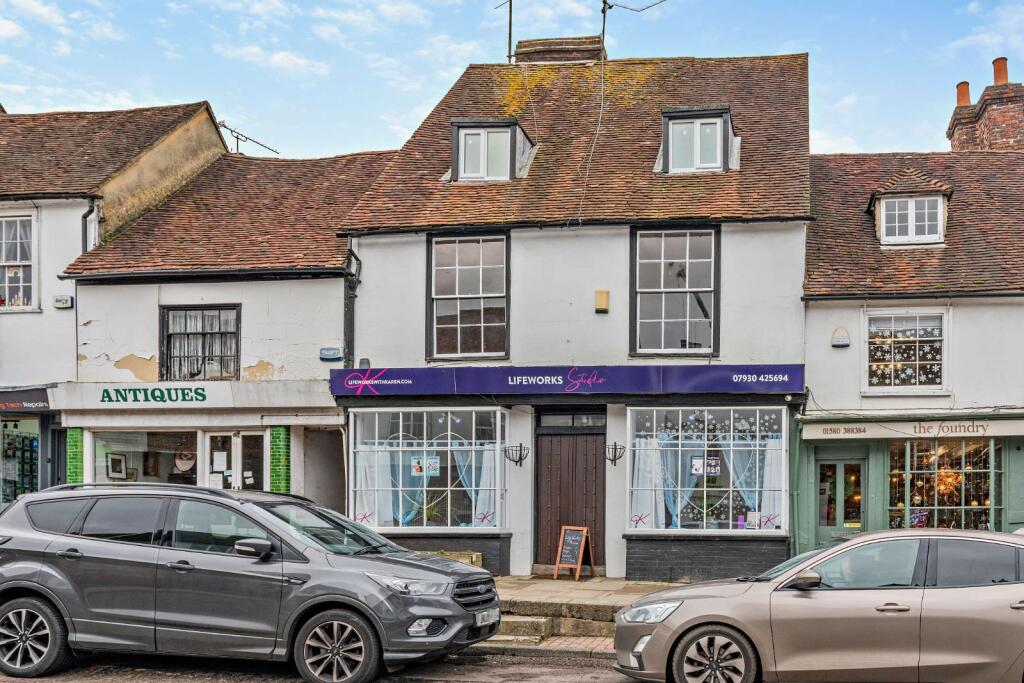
450, 118, 535, 183
660, 106, 735, 174
880, 196, 943, 245
459, 128, 510, 181
670, 118, 722, 172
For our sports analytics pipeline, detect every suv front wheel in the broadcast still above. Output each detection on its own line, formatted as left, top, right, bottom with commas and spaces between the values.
0, 597, 73, 678
294, 609, 381, 683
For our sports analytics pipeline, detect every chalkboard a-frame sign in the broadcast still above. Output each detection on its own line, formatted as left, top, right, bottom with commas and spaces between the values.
553, 525, 595, 581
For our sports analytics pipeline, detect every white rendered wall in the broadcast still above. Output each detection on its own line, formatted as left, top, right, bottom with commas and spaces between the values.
76, 278, 346, 382
506, 405, 535, 576
805, 298, 1024, 415
604, 404, 629, 578
0, 199, 95, 387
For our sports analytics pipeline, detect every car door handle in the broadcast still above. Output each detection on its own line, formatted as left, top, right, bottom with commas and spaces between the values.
55, 549, 83, 560
1010, 602, 1024, 610
164, 561, 194, 572
283, 575, 307, 585
875, 603, 911, 613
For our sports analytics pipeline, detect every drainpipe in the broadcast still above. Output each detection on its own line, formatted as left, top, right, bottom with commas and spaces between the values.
342, 248, 362, 369
80, 198, 96, 253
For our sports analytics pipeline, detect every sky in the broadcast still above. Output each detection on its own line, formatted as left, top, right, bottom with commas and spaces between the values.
0, 0, 1022, 158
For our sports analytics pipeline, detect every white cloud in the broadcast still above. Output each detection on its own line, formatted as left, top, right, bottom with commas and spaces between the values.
943, 2, 1024, 60
165, 2, 190, 12
381, 99, 435, 142
827, 93, 859, 111
0, 17, 26, 40
367, 54, 421, 91
0, 82, 158, 112
89, 20, 125, 40
214, 43, 330, 76
312, 23, 344, 44
416, 34, 481, 80
964, 1, 983, 13
52, 38, 70, 55
156, 37, 182, 59
312, 6, 377, 32
488, 0, 591, 32
810, 127, 860, 154
377, 0, 431, 26
8, 0, 68, 34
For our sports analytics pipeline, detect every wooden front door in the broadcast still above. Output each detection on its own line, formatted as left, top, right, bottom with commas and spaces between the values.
535, 433, 606, 566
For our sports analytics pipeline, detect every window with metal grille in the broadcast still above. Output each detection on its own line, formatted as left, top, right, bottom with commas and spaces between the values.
161, 306, 240, 381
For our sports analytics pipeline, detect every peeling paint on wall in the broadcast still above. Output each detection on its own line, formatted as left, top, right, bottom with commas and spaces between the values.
77, 354, 87, 361
242, 360, 275, 381
113, 354, 159, 382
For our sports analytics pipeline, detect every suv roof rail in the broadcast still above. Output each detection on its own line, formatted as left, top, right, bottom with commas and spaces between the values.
44, 483, 238, 500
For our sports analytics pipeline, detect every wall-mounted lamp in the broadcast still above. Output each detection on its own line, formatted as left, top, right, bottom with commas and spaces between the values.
595, 290, 610, 314
503, 444, 530, 467
358, 357, 372, 369
605, 442, 626, 466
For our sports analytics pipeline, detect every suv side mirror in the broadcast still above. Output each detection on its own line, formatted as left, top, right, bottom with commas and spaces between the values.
235, 538, 273, 559
788, 570, 821, 590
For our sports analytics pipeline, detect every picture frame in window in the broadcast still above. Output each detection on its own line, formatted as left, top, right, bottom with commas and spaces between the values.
143, 452, 160, 477
126, 467, 139, 482
107, 453, 127, 479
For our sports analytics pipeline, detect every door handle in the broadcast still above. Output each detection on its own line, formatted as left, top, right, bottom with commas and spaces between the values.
164, 561, 194, 572
55, 549, 83, 560
875, 603, 910, 613
1010, 602, 1024, 610
283, 575, 308, 586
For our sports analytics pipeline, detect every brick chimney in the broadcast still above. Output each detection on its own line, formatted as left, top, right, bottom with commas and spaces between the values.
948, 57, 1024, 151
514, 36, 606, 63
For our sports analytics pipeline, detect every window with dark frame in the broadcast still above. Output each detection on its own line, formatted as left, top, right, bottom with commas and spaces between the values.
430, 236, 507, 358
634, 229, 716, 353
161, 306, 240, 381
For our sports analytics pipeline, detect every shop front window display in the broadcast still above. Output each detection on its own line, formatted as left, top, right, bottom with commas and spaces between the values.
888, 438, 1001, 530
1, 417, 39, 504
628, 407, 786, 531
351, 410, 505, 528
94, 432, 198, 485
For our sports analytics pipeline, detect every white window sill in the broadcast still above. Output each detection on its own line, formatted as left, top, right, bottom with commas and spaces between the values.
371, 526, 511, 536
0, 306, 41, 314
624, 528, 788, 538
665, 167, 724, 175
862, 389, 951, 398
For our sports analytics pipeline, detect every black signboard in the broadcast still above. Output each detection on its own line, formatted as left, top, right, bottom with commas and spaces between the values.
0, 388, 49, 413
553, 525, 595, 581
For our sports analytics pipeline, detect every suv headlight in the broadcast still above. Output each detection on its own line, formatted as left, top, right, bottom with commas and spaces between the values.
367, 572, 451, 597
621, 600, 682, 624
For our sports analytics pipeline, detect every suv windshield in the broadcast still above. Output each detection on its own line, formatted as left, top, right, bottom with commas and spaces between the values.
257, 502, 403, 555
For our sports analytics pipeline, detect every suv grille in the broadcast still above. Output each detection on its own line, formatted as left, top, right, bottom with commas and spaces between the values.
453, 577, 497, 610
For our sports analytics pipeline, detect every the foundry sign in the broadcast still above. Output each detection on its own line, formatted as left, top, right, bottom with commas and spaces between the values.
803, 418, 1024, 440
100, 386, 208, 404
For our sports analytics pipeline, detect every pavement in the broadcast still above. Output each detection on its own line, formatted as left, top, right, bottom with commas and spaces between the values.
0, 652, 633, 682
494, 575, 676, 610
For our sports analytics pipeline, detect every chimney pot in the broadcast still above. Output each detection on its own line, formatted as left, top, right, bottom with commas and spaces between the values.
956, 81, 971, 107
993, 57, 1009, 85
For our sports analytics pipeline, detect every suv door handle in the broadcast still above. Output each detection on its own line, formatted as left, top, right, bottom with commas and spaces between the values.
165, 561, 194, 572
55, 549, 83, 560
875, 603, 910, 613
1010, 602, 1024, 610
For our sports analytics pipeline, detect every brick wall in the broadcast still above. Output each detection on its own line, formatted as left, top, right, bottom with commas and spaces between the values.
378, 532, 512, 575
269, 426, 290, 493
948, 84, 1024, 151
624, 535, 789, 582
66, 428, 83, 484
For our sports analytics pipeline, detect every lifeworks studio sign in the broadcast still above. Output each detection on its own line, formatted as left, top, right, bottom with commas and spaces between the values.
330, 364, 805, 397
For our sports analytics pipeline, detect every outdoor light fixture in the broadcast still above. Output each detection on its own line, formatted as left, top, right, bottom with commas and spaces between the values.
605, 442, 626, 465
503, 444, 529, 466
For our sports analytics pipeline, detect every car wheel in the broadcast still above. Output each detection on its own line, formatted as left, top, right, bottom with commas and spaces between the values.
671, 624, 758, 683
293, 609, 381, 683
0, 597, 73, 678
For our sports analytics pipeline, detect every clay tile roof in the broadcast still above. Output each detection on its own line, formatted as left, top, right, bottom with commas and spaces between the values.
64, 150, 395, 278
0, 102, 209, 198
806, 152, 1024, 298
871, 166, 953, 203
343, 54, 810, 232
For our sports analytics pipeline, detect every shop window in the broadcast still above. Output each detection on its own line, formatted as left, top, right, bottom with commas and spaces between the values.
880, 196, 943, 245
172, 500, 268, 554
351, 409, 505, 528
888, 438, 1002, 530
633, 229, 717, 354
866, 310, 945, 391
932, 539, 1017, 587
78, 497, 163, 545
160, 306, 240, 381
810, 539, 921, 590
430, 237, 507, 358
1, 416, 39, 505
93, 431, 198, 486
0, 216, 34, 310
628, 407, 785, 531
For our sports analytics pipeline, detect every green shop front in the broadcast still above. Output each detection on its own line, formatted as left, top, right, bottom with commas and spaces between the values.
794, 417, 1024, 554
50, 381, 347, 509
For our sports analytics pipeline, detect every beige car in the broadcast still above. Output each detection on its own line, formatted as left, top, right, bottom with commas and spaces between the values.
614, 529, 1024, 683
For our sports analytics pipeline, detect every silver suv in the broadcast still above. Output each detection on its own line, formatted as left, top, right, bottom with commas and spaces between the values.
0, 484, 499, 682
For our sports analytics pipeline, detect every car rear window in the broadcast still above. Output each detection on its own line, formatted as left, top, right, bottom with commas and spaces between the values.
933, 539, 1017, 587
79, 497, 163, 545
26, 499, 91, 534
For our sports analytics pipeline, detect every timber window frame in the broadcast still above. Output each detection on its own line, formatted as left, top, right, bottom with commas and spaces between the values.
159, 304, 241, 381
0, 213, 38, 311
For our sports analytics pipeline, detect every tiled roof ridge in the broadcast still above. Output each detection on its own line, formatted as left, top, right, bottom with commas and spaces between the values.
2, 100, 206, 118
813, 150, 1024, 158
218, 149, 396, 163
465, 52, 808, 69
874, 166, 953, 196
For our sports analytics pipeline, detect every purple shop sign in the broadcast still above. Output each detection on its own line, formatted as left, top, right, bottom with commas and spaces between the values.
331, 364, 804, 397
